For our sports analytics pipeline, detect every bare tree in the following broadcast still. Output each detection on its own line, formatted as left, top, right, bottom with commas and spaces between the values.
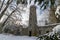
0, 0, 22, 32
0, 0, 13, 19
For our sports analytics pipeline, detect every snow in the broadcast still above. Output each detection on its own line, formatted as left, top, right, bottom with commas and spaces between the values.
0, 15, 8, 23
55, 5, 60, 18
53, 25, 60, 34
0, 34, 37, 40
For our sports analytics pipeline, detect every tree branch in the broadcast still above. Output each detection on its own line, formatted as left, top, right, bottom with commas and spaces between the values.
0, 0, 13, 19
0, 0, 5, 11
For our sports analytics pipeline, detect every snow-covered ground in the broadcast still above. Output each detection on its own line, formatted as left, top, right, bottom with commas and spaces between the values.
0, 34, 37, 40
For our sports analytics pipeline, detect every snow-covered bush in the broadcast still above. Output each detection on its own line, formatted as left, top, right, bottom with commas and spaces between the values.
37, 25, 60, 40
53, 25, 60, 34
37, 33, 59, 40
55, 6, 60, 20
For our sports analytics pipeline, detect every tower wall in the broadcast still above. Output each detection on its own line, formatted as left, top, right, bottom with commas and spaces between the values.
28, 5, 38, 36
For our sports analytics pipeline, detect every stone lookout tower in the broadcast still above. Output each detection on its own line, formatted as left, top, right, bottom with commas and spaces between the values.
29, 5, 38, 36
